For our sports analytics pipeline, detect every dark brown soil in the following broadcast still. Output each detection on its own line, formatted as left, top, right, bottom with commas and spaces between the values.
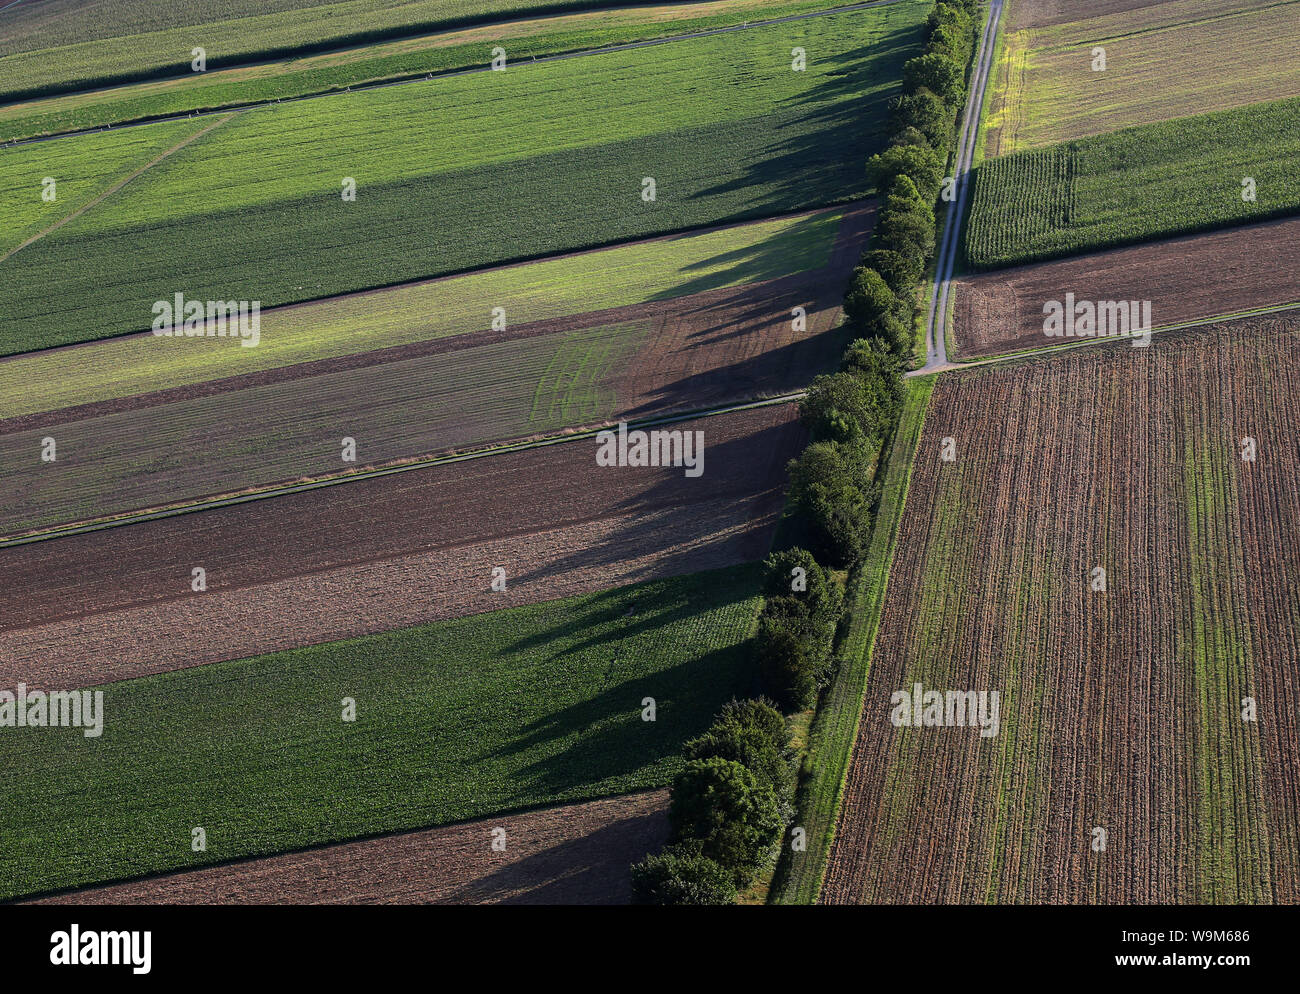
0, 404, 802, 691
28, 790, 670, 905
952, 215, 1300, 358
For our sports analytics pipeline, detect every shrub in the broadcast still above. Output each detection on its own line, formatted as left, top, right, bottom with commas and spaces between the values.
798, 369, 897, 446
684, 701, 796, 811
630, 842, 737, 905
669, 757, 783, 885
877, 202, 937, 261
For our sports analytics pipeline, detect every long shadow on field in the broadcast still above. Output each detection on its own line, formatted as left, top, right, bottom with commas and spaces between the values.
447, 805, 671, 905
487, 643, 753, 797
685, 25, 923, 218
506, 420, 802, 593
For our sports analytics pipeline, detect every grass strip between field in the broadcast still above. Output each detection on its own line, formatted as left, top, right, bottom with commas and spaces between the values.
769, 375, 933, 904
0, 565, 764, 903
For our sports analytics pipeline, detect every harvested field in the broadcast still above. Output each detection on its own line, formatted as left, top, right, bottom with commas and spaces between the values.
822, 317, 1300, 903
988, 0, 1300, 156
0, 206, 869, 536
30, 791, 669, 906
0, 404, 802, 690
952, 214, 1300, 358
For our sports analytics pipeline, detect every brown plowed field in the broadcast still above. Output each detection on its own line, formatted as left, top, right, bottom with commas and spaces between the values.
0, 404, 801, 691
822, 317, 1300, 904
952, 215, 1300, 358
28, 791, 669, 906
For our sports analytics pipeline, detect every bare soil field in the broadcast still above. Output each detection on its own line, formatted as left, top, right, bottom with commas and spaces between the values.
822, 317, 1300, 903
989, 0, 1299, 155
0, 404, 801, 690
952, 215, 1300, 358
0, 205, 868, 538
1007, 0, 1241, 33
28, 790, 669, 906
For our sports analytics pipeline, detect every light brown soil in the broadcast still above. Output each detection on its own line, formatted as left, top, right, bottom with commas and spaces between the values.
1008, 0, 1171, 30
0, 404, 802, 691
952, 215, 1300, 358
28, 790, 669, 905
822, 317, 1300, 904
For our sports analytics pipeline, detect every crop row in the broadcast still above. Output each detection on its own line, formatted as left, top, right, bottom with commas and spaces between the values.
965, 94, 1300, 269
0, 0, 854, 143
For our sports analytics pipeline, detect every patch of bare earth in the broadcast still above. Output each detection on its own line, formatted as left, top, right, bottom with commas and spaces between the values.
0, 405, 802, 691
28, 791, 669, 905
952, 215, 1300, 358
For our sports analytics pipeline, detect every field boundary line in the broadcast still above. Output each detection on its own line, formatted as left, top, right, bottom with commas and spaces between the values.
910, 298, 1300, 376
0, 393, 805, 549
1, 0, 912, 150
0, 113, 233, 265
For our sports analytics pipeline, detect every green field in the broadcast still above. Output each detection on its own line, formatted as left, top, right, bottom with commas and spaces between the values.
0, 4, 927, 354
0, 209, 840, 411
964, 95, 1300, 269
0, 0, 843, 142
0, 566, 762, 902
0, 0, 646, 100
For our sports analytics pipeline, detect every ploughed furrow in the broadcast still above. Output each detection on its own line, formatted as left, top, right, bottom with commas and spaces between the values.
821, 316, 1299, 903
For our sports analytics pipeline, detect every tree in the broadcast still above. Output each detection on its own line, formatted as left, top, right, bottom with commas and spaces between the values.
861, 247, 926, 300
631, 842, 737, 905
669, 757, 783, 885
799, 370, 894, 446
684, 705, 796, 812
786, 441, 877, 567
877, 201, 936, 261
756, 618, 819, 712
844, 267, 913, 353
866, 142, 945, 203
891, 88, 955, 151
903, 52, 965, 108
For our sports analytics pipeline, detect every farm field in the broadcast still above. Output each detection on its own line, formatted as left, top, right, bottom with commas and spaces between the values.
0, 0, 628, 99
0, 207, 868, 536
952, 214, 1300, 358
822, 318, 1300, 903
1004, 0, 1175, 30
984, 0, 1300, 156
0, 208, 847, 396
0, 0, 844, 143
0, 4, 927, 354
0, 565, 762, 902
29, 790, 670, 906
964, 95, 1300, 269
0, 404, 802, 690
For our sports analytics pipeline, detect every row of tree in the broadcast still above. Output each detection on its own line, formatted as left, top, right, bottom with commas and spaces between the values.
631, 0, 980, 904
